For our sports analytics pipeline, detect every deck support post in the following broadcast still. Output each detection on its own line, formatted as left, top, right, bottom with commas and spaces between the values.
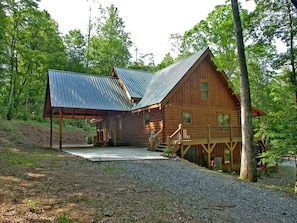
201, 143, 216, 169
224, 141, 238, 171
181, 144, 191, 158
59, 108, 63, 150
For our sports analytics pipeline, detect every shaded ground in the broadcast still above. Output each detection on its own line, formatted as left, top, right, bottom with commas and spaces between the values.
0, 120, 296, 222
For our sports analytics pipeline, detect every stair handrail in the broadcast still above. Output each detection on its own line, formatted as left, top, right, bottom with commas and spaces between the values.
167, 124, 182, 149
149, 121, 163, 151
170, 125, 182, 139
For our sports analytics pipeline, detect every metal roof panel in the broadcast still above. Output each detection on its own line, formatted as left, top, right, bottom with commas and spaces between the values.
132, 48, 208, 110
114, 67, 153, 99
48, 70, 132, 111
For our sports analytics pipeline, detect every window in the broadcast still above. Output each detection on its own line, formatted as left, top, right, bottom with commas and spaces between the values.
224, 149, 231, 164
144, 113, 150, 125
217, 113, 230, 130
201, 82, 208, 99
183, 112, 192, 124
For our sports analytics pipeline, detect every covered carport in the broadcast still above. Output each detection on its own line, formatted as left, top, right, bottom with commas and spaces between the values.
43, 69, 133, 150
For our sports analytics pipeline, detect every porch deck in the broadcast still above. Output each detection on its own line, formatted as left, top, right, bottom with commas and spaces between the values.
150, 124, 265, 169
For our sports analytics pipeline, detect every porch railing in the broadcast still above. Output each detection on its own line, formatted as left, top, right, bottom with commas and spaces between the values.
167, 124, 242, 147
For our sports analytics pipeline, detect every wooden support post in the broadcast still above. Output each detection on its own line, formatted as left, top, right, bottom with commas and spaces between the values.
230, 146, 234, 171
207, 150, 211, 169
207, 124, 210, 143
59, 108, 63, 150
50, 116, 53, 148
149, 136, 154, 151
178, 124, 182, 141
202, 143, 216, 169
167, 136, 170, 148
230, 124, 233, 141
181, 145, 191, 158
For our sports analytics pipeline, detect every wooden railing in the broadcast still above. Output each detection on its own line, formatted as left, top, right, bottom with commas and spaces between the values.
149, 128, 163, 151
149, 120, 164, 151
167, 124, 242, 148
94, 128, 113, 145
166, 124, 182, 152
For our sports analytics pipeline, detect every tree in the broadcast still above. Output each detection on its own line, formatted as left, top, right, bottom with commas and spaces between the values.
88, 4, 132, 75
231, 0, 257, 182
0, 2, 9, 117
2, 0, 40, 119
1, 0, 68, 120
63, 29, 86, 73
254, 0, 297, 193
155, 53, 175, 71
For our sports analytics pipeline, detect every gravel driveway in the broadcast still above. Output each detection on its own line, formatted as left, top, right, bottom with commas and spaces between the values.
101, 158, 297, 223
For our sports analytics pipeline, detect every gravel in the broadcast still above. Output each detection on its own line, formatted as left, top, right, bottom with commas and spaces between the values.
101, 158, 297, 223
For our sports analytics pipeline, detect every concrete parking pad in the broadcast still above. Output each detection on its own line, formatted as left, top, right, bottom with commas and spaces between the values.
62, 146, 168, 162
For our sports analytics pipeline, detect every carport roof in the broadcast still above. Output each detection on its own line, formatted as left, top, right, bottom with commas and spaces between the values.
43, 70, 132, 118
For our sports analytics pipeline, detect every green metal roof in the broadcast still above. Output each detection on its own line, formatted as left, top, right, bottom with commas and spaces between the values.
48, 70, 132, 111
114, 67, 153, 99
132, 48, 208, 110
45, 48, 209, 117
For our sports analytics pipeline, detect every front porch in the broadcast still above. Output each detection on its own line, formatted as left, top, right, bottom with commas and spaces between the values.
150, 124, 266, 171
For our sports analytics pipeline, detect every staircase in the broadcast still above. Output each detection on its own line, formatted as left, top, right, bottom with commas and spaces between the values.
154, 143, 167, 152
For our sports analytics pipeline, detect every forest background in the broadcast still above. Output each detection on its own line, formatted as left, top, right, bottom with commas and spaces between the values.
1, 0, 297, 167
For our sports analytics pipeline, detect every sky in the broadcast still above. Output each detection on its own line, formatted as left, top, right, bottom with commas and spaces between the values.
38, 0, 255, 64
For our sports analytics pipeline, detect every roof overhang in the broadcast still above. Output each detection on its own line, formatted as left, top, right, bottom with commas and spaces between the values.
131, 103, 162, 113
43, 106, 109, 119
252, 106, 266, 117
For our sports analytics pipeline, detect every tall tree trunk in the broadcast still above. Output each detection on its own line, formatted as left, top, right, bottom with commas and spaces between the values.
231, 0, 257, 182
287, 0, 297, 194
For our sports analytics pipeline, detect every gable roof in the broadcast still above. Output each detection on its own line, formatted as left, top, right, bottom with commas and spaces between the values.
132, 47, 209, 111
44, 47, 265, 119
112, 67, 153, 99
43, 70, 132, 118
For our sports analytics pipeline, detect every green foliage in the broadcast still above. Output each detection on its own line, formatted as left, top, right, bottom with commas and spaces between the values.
55, 213, 73, 223
85, 135, 93, 144
88, 4, 132, 76
162, 147, 175, 157
155, 53, 175, 71
260, 70, 297, 163
102, 164, 126, 173
63, 29, 86, 73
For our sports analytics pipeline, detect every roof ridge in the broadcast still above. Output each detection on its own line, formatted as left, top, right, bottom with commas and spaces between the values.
48, 69, 116, 79
114, 67, 154, 75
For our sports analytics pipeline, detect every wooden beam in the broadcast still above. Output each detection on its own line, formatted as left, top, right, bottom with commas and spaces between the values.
201, 143, 216, 169
59, 108, 63, 150
50, 116, 53, 148
181, 144, 191, 158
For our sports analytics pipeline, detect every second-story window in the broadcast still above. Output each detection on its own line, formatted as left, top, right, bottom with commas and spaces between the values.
218, 113, 230, 131
183, 112, 192, 124
201, 82, 209, 99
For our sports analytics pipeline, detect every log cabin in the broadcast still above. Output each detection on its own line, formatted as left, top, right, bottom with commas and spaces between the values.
43, 47, 266, 171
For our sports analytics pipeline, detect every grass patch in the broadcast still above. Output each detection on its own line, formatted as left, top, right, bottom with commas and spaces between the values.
256, 165, 296, 194
55, 213, 73, 223
102, 164, 126, 173
0, 152, 40, 167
